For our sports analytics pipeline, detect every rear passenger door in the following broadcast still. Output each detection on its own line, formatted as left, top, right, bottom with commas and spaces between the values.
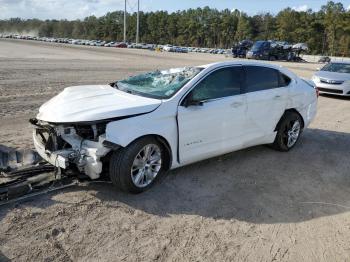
243, 65, 291, 140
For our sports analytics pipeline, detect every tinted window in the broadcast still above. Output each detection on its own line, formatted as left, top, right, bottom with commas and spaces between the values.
245, 66, 279, 93
191, 67, 243, 101
252, 41, 269, 52
279, 73, 291, 87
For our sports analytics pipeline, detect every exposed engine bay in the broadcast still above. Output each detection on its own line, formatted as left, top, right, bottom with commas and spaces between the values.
30, 118, 113, 179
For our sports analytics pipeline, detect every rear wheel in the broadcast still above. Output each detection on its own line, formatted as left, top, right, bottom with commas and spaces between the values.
109, 137, 167, 193
272, 112, 303, 151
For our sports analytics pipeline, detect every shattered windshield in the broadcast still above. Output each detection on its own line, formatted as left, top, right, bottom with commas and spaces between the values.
321, 63, 350, 74
116, 67, 202, 99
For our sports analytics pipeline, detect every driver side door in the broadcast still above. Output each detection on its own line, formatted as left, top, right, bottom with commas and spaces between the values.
177, 66, 248, 165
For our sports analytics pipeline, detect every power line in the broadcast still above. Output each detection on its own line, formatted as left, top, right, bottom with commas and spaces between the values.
136, 0, 139, 44
123, 0, 139, 43
126, 0, 138, 13
123, 0, 126, 42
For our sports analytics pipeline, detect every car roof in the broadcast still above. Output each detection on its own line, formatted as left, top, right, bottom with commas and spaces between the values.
197, 60, 297, 79
329, 61, 350, 64
199, 60, 281, 70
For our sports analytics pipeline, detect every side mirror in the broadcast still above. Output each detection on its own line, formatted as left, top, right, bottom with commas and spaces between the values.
316, 67, 320, 71
182, 92, 204, 107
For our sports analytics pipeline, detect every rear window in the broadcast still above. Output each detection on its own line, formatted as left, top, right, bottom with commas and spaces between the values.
279, 73, 291, 87
244, 66, 279, 93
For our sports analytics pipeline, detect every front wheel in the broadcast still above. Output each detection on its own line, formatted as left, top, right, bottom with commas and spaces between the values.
269, 55, 277, 61
271, 112, 303, 151
109, 137, 167, 193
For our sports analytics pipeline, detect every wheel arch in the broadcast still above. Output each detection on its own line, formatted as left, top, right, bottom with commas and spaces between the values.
275, 108, 305, 132
126, 134, 173, 171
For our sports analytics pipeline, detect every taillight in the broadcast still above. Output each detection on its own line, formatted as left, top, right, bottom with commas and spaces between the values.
315, 87, 319, 98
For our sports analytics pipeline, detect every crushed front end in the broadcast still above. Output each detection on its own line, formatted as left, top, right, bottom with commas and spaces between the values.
30, 119, 112, 179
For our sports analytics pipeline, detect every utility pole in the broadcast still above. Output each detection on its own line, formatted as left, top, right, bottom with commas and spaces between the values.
123, 0, 126, 43
136, 0, 140, 44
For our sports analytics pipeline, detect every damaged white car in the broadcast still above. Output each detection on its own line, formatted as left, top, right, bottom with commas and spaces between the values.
31, 61, 318, 193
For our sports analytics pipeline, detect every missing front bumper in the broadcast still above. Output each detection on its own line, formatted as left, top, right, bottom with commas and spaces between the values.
33, 131, 72, 169
32, 126, 111, 179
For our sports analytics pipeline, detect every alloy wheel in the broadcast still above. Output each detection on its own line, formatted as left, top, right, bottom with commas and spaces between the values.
130, 144, 162, 188
285, 120, 301, 148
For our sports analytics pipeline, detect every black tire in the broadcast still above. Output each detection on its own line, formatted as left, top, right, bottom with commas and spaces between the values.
271, 112, 303, 152
269, 55, 277, 61
109, 137, 168, 193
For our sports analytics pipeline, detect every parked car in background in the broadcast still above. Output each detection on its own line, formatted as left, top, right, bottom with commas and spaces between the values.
31, 61, 317, 193
163, 44, 173, 52
247, 41, 308, 62
312, 62, 350, 96
104, 42, 116, 47
318, 56, 331, 63
247, 41, 285, 60
232, 40, 253, 58
96, 41, 106, 46
115, 42, 127, 48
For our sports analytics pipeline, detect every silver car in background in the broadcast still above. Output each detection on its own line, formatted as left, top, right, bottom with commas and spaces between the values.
312, 62, 350, 96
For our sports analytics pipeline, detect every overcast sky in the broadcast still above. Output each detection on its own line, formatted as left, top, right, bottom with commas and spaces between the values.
1, 0, 350, 20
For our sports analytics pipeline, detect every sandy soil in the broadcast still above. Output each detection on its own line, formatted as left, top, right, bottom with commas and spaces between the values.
0, 38, 350, 262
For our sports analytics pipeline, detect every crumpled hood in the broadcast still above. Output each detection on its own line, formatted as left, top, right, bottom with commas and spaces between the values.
315, 71, 350, 81
36, 85, 161, 123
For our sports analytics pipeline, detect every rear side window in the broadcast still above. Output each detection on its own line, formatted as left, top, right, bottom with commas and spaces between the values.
279, 73, 291, 87
191, 66, 243, 101
244, 66, 279, 93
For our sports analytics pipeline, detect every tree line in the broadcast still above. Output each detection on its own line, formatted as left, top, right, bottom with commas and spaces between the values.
0, 1, 349, 56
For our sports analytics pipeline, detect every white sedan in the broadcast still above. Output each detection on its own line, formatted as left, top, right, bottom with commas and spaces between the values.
312, 62, 350, 96
31, 61, 318, 193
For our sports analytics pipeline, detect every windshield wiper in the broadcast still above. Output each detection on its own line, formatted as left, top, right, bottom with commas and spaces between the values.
112, 82, 135, 95
125, 89, 135, 94
110, 81, 126, 90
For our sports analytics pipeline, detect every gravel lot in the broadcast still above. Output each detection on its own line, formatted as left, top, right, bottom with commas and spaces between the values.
0, 38, 350, 262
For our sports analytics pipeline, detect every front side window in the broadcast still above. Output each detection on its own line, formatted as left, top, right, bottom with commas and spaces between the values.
251, 41, 264, 52
116, 67, 202, 99
244, 66, 279, 93
251, 41, 269, 52
191, 67, 243, 101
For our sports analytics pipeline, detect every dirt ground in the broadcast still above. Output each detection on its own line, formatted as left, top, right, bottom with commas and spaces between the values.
0, 38, 350, 262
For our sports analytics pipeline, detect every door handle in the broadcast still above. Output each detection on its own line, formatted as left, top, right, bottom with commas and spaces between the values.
273, 95, 281, 100
231, 102, 243, 108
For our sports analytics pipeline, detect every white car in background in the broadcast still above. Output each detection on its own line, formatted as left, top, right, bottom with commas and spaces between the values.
312, 62, 350, 96
163, 44, 173, 52
31, 61, 318, 193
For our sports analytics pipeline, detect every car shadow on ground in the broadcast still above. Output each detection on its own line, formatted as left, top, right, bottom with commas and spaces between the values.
1, 128, 350, 225
93, 128, 350, 224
